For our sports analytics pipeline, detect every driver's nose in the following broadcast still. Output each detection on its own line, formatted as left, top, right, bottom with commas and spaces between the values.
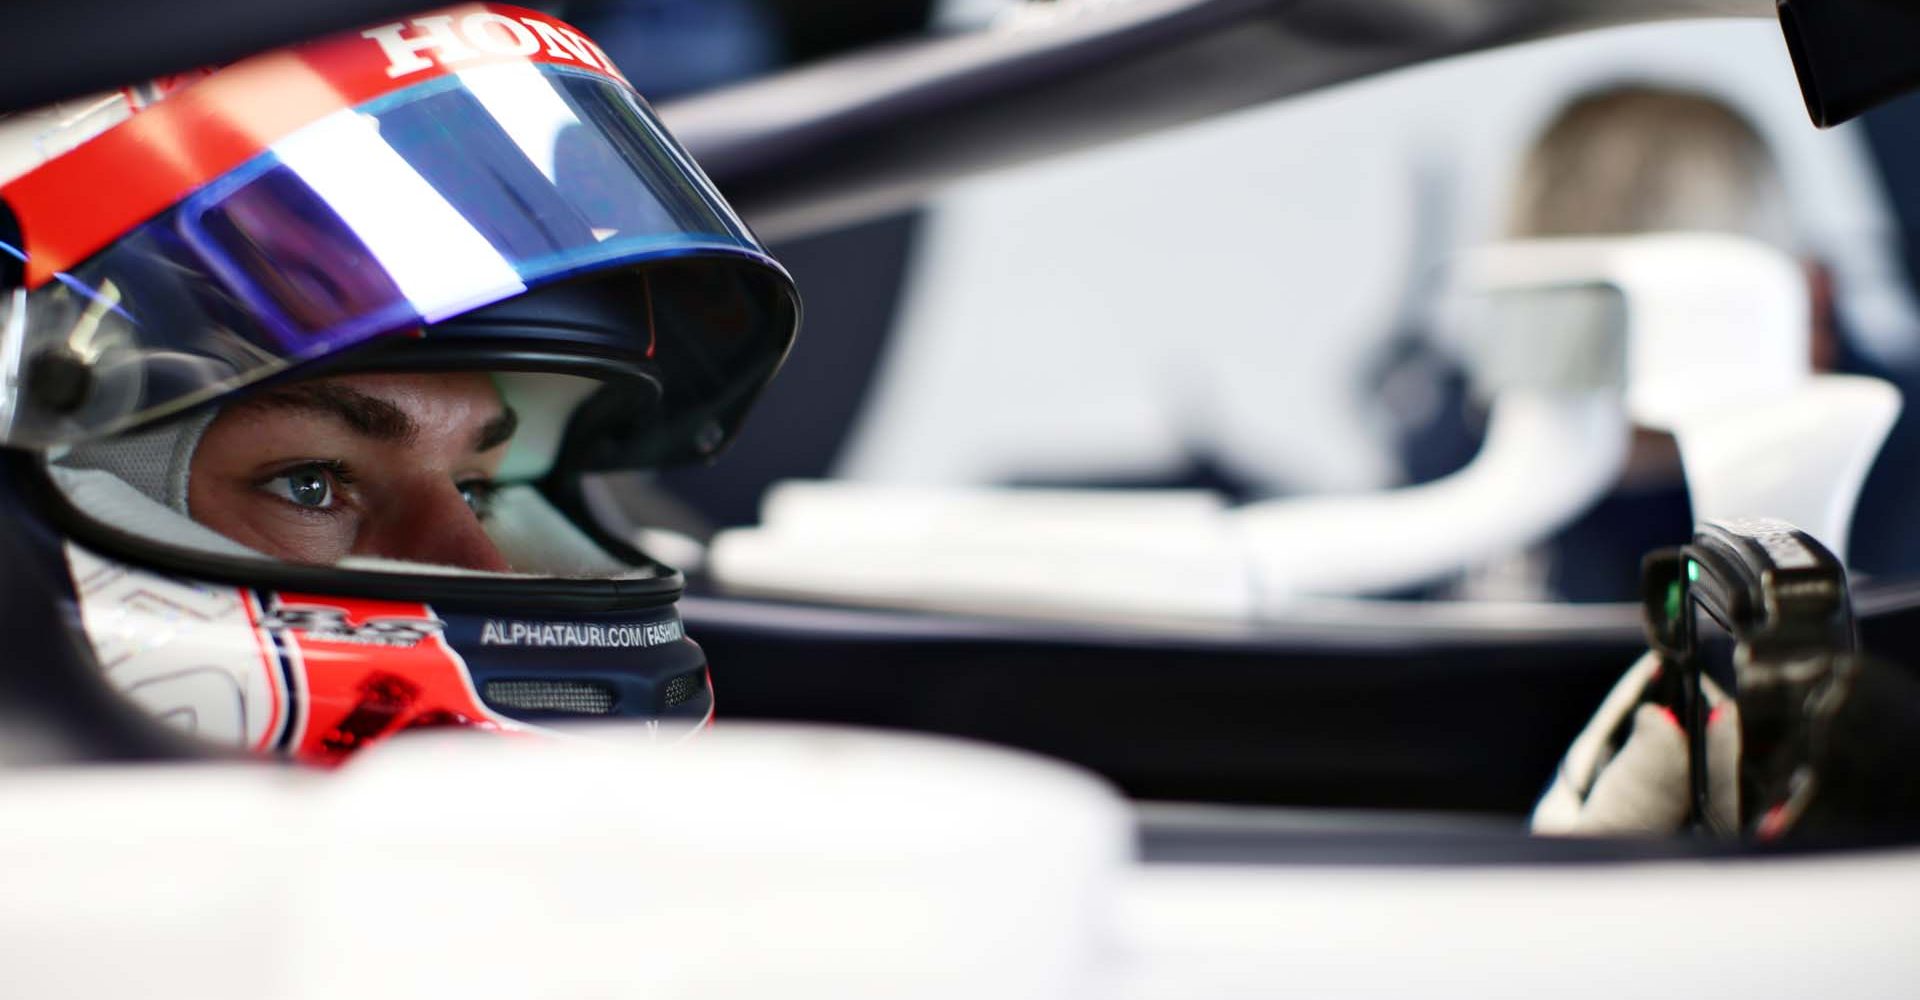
358, 482, 511, 572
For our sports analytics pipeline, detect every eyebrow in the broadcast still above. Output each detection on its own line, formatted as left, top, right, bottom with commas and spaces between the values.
474, 407, 519, 454
236, 383, 518, 454
241, 383, 418, 443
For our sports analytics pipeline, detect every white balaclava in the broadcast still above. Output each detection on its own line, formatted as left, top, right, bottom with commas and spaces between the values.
54, 408, 219, 517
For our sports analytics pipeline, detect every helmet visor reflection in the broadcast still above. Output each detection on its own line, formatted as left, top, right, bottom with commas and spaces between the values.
2, 61, 790, 449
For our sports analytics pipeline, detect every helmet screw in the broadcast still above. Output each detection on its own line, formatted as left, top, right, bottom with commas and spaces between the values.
25, 349, 92, 413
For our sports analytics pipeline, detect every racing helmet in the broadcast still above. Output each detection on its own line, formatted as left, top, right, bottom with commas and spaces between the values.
0, 4, 799, 763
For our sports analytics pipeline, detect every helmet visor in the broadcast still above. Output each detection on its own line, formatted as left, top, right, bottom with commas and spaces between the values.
1, 59, 793, 449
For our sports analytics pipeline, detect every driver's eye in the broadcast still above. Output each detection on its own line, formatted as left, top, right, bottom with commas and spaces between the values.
459, 479, 498, 519
261, 463, 339, 511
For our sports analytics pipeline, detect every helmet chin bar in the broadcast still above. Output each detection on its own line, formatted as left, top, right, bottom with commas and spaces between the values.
59, 540, 712, 766
708, 233, 1900, 620
34, 441, 713, 766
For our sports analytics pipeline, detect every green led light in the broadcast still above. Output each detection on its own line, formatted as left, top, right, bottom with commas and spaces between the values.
1664, 580, 1683, 623
1686, 560, 1700, 583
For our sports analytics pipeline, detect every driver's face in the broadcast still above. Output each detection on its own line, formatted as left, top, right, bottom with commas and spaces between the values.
188, 372, 517, 571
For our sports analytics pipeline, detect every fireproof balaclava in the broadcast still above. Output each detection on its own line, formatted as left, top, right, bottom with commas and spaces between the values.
54, 407, 218, 517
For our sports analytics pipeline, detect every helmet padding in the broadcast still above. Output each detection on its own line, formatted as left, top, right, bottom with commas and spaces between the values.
54, 408, 218, 517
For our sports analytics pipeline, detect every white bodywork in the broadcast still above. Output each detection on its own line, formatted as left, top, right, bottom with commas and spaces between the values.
0, 727, 1913, 998
712, 234, 1900, 617
1447, 234, 1902, 561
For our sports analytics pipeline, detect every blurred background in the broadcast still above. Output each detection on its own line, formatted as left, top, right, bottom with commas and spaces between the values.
547, 1, 1920, 609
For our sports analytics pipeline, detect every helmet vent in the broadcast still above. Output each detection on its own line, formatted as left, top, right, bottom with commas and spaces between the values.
483, 679, 616, 715
660, 672, 702, 709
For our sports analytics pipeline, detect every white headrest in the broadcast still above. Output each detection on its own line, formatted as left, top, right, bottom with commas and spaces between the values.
1444, 232, 1811, 429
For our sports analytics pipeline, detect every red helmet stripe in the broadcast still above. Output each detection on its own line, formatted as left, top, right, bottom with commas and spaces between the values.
1, 4, 628, 289
273, 595, 526, 765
